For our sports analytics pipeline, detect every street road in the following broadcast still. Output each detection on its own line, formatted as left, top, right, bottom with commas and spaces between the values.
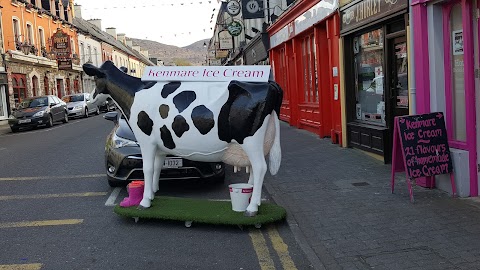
0, 114, 312, 270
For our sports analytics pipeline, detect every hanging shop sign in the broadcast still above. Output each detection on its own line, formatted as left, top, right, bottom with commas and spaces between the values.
227, 21, 243, 36
57, 59, 72, 70
52, 28, 71, 58
219, 30, 233, 50
226, 0, 241, 16
208, 49, 216, 59
216, 49, 229, 58
340, 0, 408, 34
244, 33, 269, 65
242, 0, 264, 19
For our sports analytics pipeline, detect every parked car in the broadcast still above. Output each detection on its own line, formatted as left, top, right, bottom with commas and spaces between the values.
99, 97, 116, 112
8, 95, 68, 132
62, 93, 99, 118
103, 111, 225, 187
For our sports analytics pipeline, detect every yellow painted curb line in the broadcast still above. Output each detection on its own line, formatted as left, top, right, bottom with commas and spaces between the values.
0, 219, 83, 229
0, 264, 42, 270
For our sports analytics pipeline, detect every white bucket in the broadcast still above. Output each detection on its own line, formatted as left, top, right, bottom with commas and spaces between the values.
229, 183, 253, 212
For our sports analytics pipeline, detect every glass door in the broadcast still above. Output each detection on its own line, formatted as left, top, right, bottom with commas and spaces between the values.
388, 36, 409, 118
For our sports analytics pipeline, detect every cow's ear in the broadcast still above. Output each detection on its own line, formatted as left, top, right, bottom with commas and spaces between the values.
83, 64, 106, 78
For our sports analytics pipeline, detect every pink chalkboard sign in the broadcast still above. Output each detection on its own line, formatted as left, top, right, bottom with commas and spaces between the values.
391, 112, 456, 202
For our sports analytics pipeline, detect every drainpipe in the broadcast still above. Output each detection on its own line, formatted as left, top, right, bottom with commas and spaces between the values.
408, 1, 416, 115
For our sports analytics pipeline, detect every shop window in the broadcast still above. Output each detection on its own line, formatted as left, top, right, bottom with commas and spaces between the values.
444, 2, 466, 144
301, 34, 318, 103
12, 74, 27, 107
32, 76, 39, 96
353, 28, 385, 125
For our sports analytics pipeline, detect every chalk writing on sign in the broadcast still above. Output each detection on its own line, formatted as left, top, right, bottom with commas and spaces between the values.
397, 112, 453, 178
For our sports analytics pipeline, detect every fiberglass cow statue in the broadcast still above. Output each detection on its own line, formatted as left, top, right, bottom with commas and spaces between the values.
83, 61, 283, 217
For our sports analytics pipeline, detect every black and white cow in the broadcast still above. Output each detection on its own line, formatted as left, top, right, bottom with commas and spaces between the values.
83, 61, 283, 216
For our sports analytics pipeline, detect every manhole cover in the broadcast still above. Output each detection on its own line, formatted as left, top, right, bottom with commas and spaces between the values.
352, 182, 370, 187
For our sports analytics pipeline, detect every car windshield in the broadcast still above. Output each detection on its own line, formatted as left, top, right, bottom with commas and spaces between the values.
18, 97, 48, 109
63, 95, 84, 102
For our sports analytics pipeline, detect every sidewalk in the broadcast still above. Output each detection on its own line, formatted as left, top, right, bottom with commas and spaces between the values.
265, 122, 480, 270
0, 120, 10, 135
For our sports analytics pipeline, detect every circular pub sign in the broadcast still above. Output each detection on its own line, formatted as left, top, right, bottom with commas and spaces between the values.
227, 21, 242, 36
226, 0, 241, 16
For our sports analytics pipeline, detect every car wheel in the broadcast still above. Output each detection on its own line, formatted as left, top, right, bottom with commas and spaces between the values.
62, 111, 69, 123
84, 108, 89, 118
10, 127, 19, 133
108, 178, 129, 188
46, 114, 53, 127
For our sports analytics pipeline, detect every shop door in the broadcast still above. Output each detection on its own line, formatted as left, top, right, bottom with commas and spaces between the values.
388, 36, 409, 120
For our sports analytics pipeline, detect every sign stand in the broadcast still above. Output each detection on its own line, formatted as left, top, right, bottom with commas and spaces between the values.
391, 113, 456, 203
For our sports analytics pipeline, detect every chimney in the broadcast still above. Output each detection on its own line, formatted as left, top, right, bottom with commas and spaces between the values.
126, 40, 133, 47
117, 33, 126, 44
88, 19, 102, 30
132, 45, 140, 52
74, 4, 82, 19
106, 27, 117, 39
141, 50, 149, 58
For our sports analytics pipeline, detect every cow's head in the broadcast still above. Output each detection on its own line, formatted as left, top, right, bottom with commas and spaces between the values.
83, 62, 109, 99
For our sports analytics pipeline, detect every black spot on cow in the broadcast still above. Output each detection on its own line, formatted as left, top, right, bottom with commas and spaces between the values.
161, 82, 181, 98
137, 111, 153, 136
218, 80, 283, 144
173, 91, 196, 113
192, 105, 214, 135
172, 115, 190, 137
160, 125, 176, 149
159, 104, 169, 119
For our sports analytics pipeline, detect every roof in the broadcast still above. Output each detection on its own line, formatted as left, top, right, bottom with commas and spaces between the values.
72, 17, 154, 65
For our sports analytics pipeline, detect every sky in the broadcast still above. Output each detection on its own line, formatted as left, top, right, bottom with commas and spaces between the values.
74, 0, 220, 47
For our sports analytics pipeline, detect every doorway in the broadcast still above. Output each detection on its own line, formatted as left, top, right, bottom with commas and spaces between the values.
0, 85, 7, 120
388, 36, 409, 120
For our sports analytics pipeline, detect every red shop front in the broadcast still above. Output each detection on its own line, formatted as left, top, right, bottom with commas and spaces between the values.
268, 0, 341, 143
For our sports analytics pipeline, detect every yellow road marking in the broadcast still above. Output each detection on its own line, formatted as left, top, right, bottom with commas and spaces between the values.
0, 174, 104, 181
0, 264, 42, 270
268, 226, 297, 270
0, 219, 83, 229
0, 192, 107, 201
249, 229, 275, 270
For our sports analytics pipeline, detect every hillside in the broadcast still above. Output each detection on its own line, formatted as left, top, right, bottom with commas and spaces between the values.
128, 38, 209, 66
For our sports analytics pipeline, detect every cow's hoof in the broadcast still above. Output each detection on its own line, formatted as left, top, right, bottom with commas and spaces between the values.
244, 211, 257, 217
138, 199, 151, 209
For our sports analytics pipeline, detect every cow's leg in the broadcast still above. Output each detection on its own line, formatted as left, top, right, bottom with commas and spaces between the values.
242, 115, 271, 217
247, 167, 254, 185
138, 144, 157, 208
152, 151, 166, 197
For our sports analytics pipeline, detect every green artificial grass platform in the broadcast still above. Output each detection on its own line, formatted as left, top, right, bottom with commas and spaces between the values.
114, 196, 286, 226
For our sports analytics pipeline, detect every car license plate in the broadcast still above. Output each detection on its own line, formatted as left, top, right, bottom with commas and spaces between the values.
164, 158, 182, 168
18, 119, 31, 124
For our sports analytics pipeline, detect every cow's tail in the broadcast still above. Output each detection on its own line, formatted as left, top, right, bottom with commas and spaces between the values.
269, 110, 281, 175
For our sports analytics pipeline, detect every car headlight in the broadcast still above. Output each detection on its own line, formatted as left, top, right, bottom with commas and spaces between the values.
33, 110, 45, 117
74, 105, 83, 110
112, 133, 138, 148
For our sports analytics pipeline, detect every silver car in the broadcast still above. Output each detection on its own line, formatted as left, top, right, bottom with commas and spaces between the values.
62, 93, 100, 118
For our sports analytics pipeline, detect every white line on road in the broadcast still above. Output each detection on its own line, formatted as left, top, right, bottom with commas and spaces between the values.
105, 187, 122, 206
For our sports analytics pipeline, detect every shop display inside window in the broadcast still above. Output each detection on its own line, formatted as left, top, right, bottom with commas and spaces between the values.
354, 28, 385, 125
